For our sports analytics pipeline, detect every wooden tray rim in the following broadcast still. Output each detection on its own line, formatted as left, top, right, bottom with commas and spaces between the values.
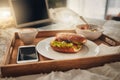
0, 30, 120, 77
0, 30, 120, 66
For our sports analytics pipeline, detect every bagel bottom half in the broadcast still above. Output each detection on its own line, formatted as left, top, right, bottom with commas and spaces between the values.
50, 40, 83, 53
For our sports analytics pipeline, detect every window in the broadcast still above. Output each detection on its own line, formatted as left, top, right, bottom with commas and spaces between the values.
106, 0, 120, 16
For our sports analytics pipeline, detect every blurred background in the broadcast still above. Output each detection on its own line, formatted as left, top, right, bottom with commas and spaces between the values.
0, 0, 120, 20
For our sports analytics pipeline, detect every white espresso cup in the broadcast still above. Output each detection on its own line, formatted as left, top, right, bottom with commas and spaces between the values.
18, 28, 38, 45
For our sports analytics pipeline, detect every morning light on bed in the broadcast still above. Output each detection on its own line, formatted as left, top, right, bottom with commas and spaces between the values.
0, 7, 15, 29
0, 7, 11, 19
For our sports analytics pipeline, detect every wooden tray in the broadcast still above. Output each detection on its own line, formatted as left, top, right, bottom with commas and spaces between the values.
0, 30, 120, 77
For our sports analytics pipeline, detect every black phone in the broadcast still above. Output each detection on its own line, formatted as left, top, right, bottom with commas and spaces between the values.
17, 45, 38, 63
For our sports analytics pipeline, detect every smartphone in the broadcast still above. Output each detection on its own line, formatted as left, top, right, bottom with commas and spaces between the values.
17, 45, 38, 63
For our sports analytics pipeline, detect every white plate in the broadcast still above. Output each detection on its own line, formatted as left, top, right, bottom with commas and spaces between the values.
36, 37, 99, 60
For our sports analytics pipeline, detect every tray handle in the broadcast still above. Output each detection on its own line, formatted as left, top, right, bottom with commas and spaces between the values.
100, 34, 120, 46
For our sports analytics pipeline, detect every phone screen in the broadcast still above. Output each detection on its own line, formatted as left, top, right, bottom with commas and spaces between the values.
17, 45, 38, 63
